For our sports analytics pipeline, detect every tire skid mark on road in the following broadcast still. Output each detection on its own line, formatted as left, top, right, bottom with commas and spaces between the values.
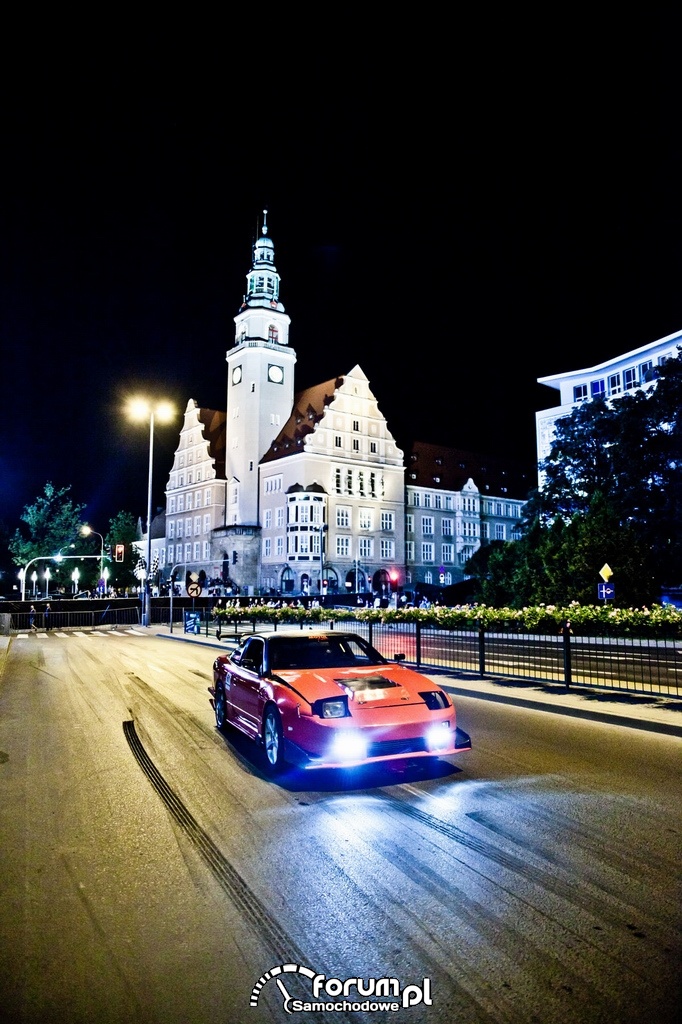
383, 797, 680, 973
121, 720, 350, 1023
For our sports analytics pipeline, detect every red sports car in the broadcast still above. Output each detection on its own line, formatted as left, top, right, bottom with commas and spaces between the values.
210, 630, 471, 771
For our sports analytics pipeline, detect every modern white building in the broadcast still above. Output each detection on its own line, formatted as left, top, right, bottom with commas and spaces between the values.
155, 213, 530, 599
535, 328, 682, 480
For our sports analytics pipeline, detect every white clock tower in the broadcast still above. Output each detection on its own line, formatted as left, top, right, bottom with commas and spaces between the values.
225, 211, 296, 527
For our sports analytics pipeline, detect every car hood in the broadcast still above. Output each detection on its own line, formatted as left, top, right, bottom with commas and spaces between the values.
273, 664, 437, 708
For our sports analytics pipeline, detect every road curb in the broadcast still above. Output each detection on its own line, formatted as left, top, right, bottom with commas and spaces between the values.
441, 683, 682, 737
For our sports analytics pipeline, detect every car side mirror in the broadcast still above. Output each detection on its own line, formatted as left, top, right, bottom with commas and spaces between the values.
395, 653, 406, 663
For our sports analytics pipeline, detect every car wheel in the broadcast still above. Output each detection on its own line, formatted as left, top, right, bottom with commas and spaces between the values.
214, 681, 228, 732
263, 707, 284, 771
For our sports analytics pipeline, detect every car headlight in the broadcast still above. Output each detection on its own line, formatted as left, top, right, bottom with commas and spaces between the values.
319, 698, 348, 719
426, 722, 451, 751
329, 732, 368, 762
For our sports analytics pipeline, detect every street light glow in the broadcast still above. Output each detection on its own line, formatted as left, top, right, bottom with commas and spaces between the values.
127, 398, 175, 424
126, 395, 175, 626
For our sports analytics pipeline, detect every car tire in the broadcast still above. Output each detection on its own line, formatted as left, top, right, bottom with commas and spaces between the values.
263, 706, 284, 772
214, 680, 228, 732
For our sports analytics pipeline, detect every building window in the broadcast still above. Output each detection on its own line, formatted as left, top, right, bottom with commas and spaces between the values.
412, 493, 420, 507
263, 537, 271, 557
424, 493, 432, 508
185, 543, 192, 560
495, 524, 505, 540
193, 516, 200, 535
608, 372, 622, 395
421, 516, 434, 535
424, 571, 433, 585
406, 513, 414, 534
359, 508, 372, 530
276, 507, 284, 528
167, 545, 174, 562
336, 536, 350, 557
203, 514, 211, 533
441, 517, 453, 535
370, 441, 377, 454
336, 506, 350, 528
352, 419, 359, 431
275, 537, 284, 557
380, 539, 394, 559
177, 495, 184, 512
268, 324, 279, 343
442, 543, 454, 562
203, 541, 210, 559
422, 542, 434, 562
169, 497, 176, 514
185, 518, 192, 537
186, 493, 193, 510
264, 509, 272, 529
176, 520, 183, 538
624, 366, 638, 390
193, 542, 200, 560
405, 541, 415, 561
335, 435, 343, 448
481, 522, 489, 540
168, 521, 175, 539
591, 379, 606, 398
359, 537, 373, 558
574, 383, 588, 402
352, 439, 360, 452
381, 511, 394, 531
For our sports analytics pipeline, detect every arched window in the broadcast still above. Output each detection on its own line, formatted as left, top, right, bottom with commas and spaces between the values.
268, 324, 279, 343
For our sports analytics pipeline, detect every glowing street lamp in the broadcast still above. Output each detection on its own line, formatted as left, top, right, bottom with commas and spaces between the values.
102, 566, 110, 595
81, 526, 104, 586
44, 566, 51, 599
71, 567, 80, 594
31, 571, 37, 598
127, 397, 175, 626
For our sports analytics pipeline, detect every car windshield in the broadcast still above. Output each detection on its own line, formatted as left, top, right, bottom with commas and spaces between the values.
267, 635, 386, 671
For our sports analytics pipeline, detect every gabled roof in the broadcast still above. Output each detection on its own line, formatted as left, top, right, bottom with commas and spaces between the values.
196, 407, 226, 478
406, 441, 534, 499
260, 376, 343, 463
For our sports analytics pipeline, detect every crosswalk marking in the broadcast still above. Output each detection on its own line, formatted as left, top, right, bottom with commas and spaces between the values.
14, 629, 146, 639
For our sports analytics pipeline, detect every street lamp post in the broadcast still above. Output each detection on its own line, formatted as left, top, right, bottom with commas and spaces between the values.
44, 567, 51, 599
128, 398, 174, 627
72, 567, 80, 594
31, 572, 37, 598
81, 527, 104, 589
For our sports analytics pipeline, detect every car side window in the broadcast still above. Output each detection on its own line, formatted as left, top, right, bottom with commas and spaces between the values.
240, 638, 264, 674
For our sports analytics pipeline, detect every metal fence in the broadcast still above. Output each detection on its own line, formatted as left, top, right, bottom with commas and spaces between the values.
11, 606, 141, 631
197, 614, 681, 699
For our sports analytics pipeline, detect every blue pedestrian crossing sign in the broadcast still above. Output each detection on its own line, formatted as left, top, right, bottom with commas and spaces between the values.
598, 582, 615, 600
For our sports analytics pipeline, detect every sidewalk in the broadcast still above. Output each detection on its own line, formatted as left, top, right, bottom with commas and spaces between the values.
2, 630, 681, 738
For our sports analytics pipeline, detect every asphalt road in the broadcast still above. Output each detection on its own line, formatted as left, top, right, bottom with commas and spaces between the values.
0, 629, 680, 1024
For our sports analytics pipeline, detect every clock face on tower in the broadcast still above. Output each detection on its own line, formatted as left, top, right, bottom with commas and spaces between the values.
267, 364, 284, 384
232, 365, 242, 385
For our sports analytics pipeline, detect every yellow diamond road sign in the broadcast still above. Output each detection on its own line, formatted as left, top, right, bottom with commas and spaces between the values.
599, 563, 613, 582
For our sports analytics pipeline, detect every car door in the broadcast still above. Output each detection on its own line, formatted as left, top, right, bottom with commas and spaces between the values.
229, 637, 265, 739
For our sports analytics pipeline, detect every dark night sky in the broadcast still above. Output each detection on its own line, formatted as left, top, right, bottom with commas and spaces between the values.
1, 23, 680, 535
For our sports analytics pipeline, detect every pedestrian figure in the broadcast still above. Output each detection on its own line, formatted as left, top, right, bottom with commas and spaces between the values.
44, 603, 51, 630
29, 605, 37, 631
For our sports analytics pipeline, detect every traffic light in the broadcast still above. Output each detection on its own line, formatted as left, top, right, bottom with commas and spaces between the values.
232, 551, 238, 564
115, 544, 125, 562
389, 570, 399, 591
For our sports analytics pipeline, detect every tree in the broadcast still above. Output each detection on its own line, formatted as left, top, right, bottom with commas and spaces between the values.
477, 348, 682, 607
105, 511, 141, 592
9, 483, 86, 594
